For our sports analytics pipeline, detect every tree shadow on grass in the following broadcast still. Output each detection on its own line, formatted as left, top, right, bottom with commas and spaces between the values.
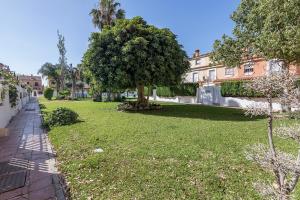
136, 104, 265, 122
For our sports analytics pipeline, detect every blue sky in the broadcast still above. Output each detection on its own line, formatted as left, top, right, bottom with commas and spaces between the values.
0, 0, 240, 75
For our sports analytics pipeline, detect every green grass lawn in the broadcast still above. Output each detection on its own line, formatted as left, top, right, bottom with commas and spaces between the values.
40, 98, 299, 200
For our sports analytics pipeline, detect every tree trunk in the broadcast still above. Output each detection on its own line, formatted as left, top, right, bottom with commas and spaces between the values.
267, 96, 276, 157
71, 79, 76, 99
137, 83, 145, 103
60, 65, 65, 91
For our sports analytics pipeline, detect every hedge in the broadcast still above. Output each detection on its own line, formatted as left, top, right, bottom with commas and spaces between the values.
221, 79, 300, 98
296, 79, 300, 87
156, 83, 198, 97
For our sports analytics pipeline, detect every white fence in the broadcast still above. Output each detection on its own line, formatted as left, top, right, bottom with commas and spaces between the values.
0, 84, 30, 128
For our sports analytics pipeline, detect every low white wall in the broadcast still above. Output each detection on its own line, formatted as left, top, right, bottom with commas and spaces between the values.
198, 86, 284, 112
150, 96, 197, 104
220, 97, 282, 111
150, 86, 293, 112
0, 85, 30, 128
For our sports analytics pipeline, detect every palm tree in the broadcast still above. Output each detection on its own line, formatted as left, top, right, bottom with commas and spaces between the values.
67, 64, 80, 99
38, 63, 61, 93
90, 0, 125, 31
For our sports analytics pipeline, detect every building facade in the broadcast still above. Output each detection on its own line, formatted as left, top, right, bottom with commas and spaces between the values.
185, 50, 300, 85
18, 75, 43, 96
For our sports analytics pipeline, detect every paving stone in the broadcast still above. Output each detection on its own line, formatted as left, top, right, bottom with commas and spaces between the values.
0, 99, 66, 200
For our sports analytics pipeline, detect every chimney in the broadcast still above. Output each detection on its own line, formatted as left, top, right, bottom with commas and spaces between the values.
193, 49, 200, 58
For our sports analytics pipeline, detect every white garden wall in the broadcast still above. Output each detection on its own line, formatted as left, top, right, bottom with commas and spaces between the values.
0, 84, 30, 128
197, 86, 283, 111
150, 87, 290, 112
150, 96, 197, 104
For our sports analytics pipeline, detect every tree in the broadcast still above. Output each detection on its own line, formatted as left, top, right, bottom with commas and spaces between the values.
67, 64, 79, 99
211, 0, 300, 69
44, 88, 54, 100
38, 63, 61, 93
57, 31, 68, 91
244, 71, 300, 199
90, 0, 125, 31
83, 17, 190, 105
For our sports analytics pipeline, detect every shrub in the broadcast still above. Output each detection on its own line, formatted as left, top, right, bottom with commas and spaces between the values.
296, 79, 300, 87
56, 90, 71, 100
46, 107, 79, 126
93, 95, 102, 102
117, 102, 161, 111
9, 85, 18, 108
172, 83, 198, 96
221, 81, 263, 97
155, 83, 198, 97
44, 88, 54, 100
289, 111, 300, 120
39, 103, 46, 110
156, 86, 175, 97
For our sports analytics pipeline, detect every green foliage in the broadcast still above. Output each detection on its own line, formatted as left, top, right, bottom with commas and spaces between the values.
296, 79, 300, 87
83, 17, 190, 100
38, 63, 61, 91
44, 88, 54, 100
211, 0, 300, 67
117, 101, 161, 111
156, 86, 175, 97
156, 83, 198, 97
144, 87, 153, 96
56, 90, 71, 100
8, 85, 18, 108
46, 107, 79, 127
289, 111, 300, 120
90, 0, 125, 31
172, 83, 198, 96
221, 79, 300, 97
220, 81, 262, 97
39, 103, 46, 110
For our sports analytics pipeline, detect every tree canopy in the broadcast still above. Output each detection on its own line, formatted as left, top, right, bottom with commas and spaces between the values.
90, 0, 125, 31
83, 17, 190, 102
211, 0, 300, 68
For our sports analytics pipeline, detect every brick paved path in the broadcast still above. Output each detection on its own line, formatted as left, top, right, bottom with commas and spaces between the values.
0, 98, 66, 200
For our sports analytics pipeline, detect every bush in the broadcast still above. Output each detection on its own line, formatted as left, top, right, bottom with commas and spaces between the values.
221, 81, 262, 97
44, 88, 54, 100
157, 86, 175, 97
56, 90, 71, 100
221, 79, 300, 98
296, 79, 300, 87
289, 111, 300, 120
172, 83, 198, 96
46, 107, 79, 126
155, 83, 198, 97
39, 103, 46, 110
9, 85, 18, 108
117, 102, 161, 111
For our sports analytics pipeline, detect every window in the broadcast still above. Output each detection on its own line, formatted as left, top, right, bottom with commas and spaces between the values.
208, 70, 216, 82
35, 82, 39, 86
225, 68, 234, 76
244, 63, 254, 75
193, 73, 199, 83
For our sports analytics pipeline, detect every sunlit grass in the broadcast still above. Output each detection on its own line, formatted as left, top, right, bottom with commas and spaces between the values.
39, 98, 299, 200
